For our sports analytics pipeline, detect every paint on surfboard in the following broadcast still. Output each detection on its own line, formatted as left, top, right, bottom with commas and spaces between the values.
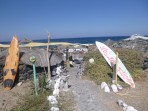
3, 36, 20, 90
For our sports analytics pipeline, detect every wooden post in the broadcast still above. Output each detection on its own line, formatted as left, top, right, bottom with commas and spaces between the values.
112, 52, 118, 84
115, 52, 118, 84
112, 64, 116, 83
66, 47, 70, 68
47, 33, 51, 80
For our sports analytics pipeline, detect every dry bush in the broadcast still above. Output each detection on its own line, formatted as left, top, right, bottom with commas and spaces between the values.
83, 48, 144, 85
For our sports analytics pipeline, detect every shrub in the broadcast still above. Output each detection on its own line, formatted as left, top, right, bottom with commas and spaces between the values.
83, 47, 144, 85
11, 89, 52, 111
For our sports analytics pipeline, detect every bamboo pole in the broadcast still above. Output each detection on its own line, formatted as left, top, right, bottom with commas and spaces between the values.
47, 33, 51, 80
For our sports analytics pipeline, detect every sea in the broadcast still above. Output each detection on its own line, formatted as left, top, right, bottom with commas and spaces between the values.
34, 36, 129, 44
1, 36, 129, 44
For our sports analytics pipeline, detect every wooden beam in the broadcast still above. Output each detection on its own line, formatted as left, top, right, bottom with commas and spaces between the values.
47, 33, 51, 80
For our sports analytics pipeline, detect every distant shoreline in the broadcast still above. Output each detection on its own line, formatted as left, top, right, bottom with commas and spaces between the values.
1, 35, 148, 44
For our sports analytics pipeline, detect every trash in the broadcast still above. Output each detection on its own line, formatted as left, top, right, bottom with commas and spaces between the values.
50, 107, 59, 111
117, 100, 137, 111
117, 84, 123, 90
47, 96, 58, 105
101, 82, 108, 89
89, 58, 94, 64
111, 84, 118, 93
17, 82, 23, 86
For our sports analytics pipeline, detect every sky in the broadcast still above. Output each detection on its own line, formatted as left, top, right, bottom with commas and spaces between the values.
0, 0, 148, 41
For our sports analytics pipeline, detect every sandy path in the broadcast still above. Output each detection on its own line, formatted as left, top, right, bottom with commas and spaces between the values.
68, 65, 116, 111
67, 64, 148, 111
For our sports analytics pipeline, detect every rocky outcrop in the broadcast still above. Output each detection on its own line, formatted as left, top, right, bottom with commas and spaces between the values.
104, 38, 148, 70
106, 38, 148, 53
143, 58, 148, 70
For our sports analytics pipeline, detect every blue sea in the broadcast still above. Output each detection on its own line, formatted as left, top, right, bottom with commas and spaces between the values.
1, 36, 129, 44
34, 36, 129, 44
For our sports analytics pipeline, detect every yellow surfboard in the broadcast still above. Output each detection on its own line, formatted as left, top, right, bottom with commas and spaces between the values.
3, 36, 20, 90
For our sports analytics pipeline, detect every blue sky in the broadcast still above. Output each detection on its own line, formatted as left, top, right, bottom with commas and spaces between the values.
0, 0, 148, 41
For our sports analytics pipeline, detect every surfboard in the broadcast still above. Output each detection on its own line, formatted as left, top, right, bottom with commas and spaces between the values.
95, 41, 135, 88
3, 36, 20, 90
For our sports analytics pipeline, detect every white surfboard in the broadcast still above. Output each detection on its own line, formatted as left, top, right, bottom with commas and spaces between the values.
95, 41, 135, 88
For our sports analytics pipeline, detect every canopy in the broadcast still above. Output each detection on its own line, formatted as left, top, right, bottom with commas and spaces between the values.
0, 42, 74, 48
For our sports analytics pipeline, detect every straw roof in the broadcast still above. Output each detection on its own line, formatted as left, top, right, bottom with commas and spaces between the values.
20, 48, 63, 67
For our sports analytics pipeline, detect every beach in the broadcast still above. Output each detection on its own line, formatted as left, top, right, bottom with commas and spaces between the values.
0, 36, 148, 111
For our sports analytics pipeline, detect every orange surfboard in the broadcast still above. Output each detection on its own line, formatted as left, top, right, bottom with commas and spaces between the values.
3, 36, 20, 90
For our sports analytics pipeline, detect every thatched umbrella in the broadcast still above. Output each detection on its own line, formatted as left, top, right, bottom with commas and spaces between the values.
20, 48, 63, 67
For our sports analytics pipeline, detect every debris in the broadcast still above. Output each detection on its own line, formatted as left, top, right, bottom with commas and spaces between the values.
111, 84, 118, 93
89, 58, 94, 64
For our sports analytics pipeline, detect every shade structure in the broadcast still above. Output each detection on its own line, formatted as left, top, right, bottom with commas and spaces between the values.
0, 42, 74, 48
20, 48, 63, 67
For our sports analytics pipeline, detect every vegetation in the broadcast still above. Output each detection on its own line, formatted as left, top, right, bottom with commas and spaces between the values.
11, 74, 52, 111
11, 74, 76, 111
11, 91, 52, 111
83, 47, 144, 85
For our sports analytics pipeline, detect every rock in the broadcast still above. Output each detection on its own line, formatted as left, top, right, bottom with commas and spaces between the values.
104, 39, 115, 46
101, 82, 108, 89
124, 106, 137, 111
109, 38, 148, 52
17, 82, 23, 86
104, 85, 110, 93
111, 84, 118, 93
143, 58, 148, 70
89, 58, 94, 64
47, 96, 58, 105
50, 107, 59, 111
53, 88, 60, 98
56, 66, 62, 76
117, 100, 137, 111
